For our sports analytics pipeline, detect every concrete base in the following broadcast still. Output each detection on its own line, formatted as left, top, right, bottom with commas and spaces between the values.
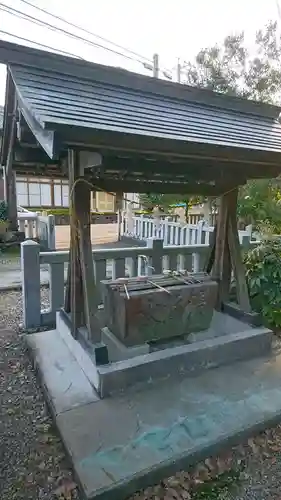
101, 327, 150, 362
56, 310, 272, 398
26, 329, 281, 500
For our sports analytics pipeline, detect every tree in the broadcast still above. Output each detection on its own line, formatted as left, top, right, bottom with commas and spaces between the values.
139, 193, 205, 221
183, 21, 281, 103
181, 21, 281, 229
141, 22, 281, 229
237, 178, 281, 232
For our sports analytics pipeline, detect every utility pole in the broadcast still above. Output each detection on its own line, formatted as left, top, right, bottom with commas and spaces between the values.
153, 53, 159, 78
177, 58, 181, 83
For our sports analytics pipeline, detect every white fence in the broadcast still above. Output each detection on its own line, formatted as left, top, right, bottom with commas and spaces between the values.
21, 235, 255, 330
121, 214, 253, 246
17, 207, 55, 250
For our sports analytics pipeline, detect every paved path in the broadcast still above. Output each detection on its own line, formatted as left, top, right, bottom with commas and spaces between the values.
0, 260, 67, 290
55, 223, 119, 249
0, 226, 141, 290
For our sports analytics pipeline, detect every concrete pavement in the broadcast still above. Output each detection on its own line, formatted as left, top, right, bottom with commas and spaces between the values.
27, 328, 281, 500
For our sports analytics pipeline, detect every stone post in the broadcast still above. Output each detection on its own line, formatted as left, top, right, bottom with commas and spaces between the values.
21, 240, 41, 329
47, 214, 56, 250
147, 237, 164, 274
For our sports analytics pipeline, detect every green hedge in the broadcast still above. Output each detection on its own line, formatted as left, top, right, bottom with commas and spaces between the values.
28, 208, 118, 216
28, 207, 150, 216
0, 200, 8, 221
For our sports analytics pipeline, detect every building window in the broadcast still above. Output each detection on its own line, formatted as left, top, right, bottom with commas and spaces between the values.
96, 192, 115, 211
16, 177, 69, 208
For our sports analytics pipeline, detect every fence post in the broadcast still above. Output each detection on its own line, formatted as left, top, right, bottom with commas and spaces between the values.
241, 234, 251, 250
21, 240, 41, 329
147, 237, 164, 274
47, 215, 56, 250
49, 261, 65, 315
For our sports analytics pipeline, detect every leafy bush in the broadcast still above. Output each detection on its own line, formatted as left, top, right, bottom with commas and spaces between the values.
0, 200, 8, 221
245, 238, 281, 327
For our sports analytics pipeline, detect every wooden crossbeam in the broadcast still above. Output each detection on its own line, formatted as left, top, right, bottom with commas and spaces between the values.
91, 178, 244, 195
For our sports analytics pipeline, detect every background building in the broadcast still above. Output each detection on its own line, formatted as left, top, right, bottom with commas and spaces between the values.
0, 106, 140, 212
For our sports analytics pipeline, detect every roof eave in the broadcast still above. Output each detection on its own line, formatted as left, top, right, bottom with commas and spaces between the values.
0, 39, 280, 120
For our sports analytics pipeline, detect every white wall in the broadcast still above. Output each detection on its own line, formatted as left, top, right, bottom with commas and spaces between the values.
123, 192, 140, 209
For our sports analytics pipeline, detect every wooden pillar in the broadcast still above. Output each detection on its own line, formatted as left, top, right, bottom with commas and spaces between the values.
64, 149, 83, 335
115, 191, 123, 241
227, 188, 251, 313
91, 191, 97, 211
212, 187, 251, 313
4, 97, 18, 231
7, 170, 18, 231
64, 149, 100, 341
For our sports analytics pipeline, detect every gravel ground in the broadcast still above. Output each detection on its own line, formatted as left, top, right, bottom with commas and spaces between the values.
1, 288, 281, 500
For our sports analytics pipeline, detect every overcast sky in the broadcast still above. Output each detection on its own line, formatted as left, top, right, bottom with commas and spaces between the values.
0, 0, 280, 105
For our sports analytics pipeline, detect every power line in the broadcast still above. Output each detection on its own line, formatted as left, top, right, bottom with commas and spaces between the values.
0, 29, 85, 58
11, 0, 174, 79
0, 2, 151, 67
19, 0, 153, 66
1, 1, 174, 80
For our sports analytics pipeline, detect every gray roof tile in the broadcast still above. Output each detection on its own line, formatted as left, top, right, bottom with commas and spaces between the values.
9, 64, 281, 153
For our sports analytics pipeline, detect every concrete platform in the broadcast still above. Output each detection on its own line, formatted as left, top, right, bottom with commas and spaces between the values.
26, 329, 281, 500
56, 310, 272, 397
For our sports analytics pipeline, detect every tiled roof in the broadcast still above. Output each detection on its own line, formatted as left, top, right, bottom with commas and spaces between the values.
9, 64, 281, 154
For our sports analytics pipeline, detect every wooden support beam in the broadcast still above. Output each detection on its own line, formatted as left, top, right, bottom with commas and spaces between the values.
205, 223, 217, 274
211, 187, 251, 313
64, 149, 100, 341
4, 96, 18, 231
227, 188, 251, 313
64, 149, 83, 336
212, 193, 232, 307
76, 179, 98, 338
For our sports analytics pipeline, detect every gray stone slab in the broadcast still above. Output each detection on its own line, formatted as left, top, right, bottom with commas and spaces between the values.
56, 311, 101, 390
55, 348, 281, 499
98, 326, 272, 397
26, 330, 100, 414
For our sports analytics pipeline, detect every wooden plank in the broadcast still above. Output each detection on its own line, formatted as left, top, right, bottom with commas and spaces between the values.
67, 149, 83, 337
75, 177, 99, 341
221, 229, 232, 303
212, 197, 228, 281
64, 255, 71, 313
227, 188, 251, 313
205, 223, 217, 274
211, 194, 232, 309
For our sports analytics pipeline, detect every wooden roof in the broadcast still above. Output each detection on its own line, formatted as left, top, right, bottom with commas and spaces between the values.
1, 39, 281, 194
